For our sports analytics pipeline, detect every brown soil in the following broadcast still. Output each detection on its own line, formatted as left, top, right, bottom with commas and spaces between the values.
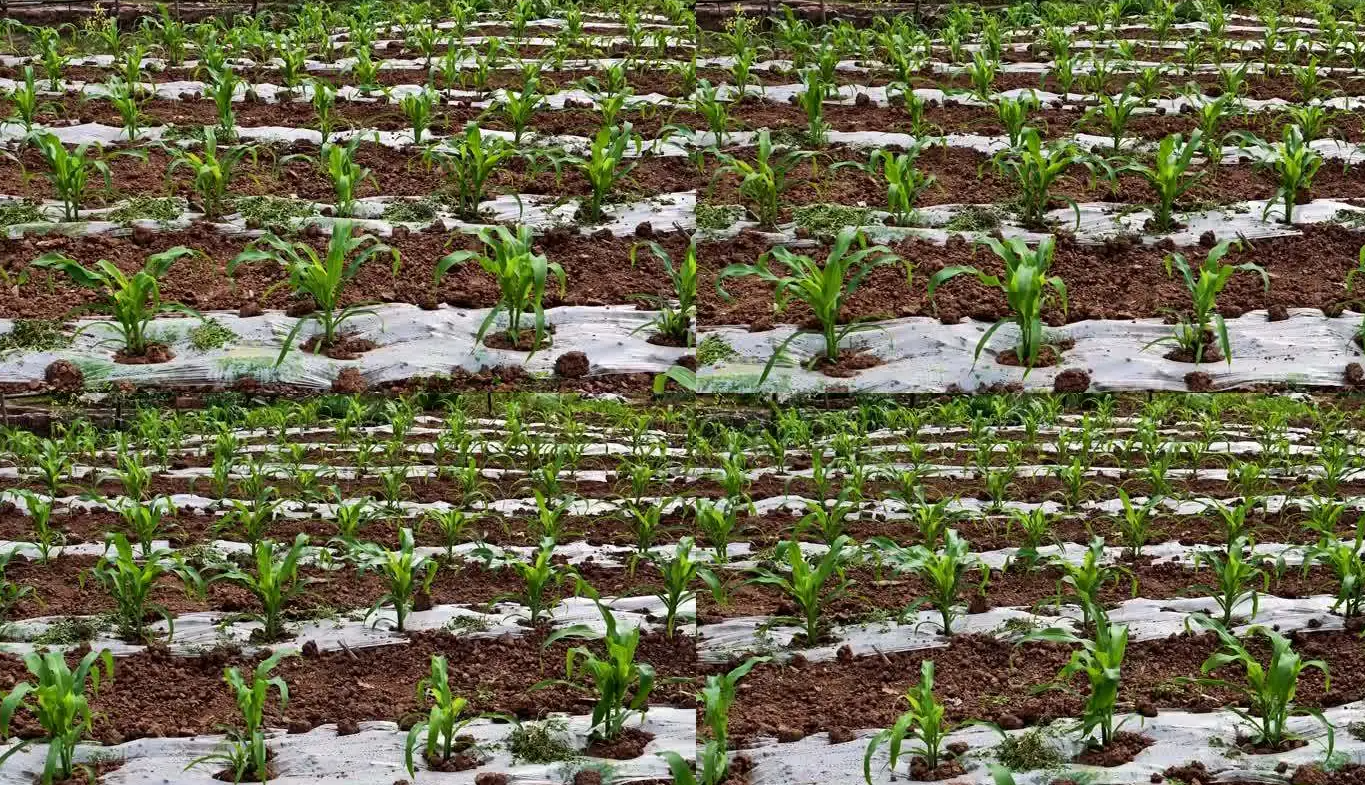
812, 350, 881, 377
298, 333, 378, 360
482, 328, 552, 352
0, 137, 699, 209
702, 143, 1364, 223
700, 225, 1365, 330
0, 226, 691, 320
114, 343, 175, 364
1074, 732, 1153, 766
697, 559, 1350, 622
5, 555, 669, 623
584, 727, 656, 759
714, 630, 1361, 743
0, 630, 695, 744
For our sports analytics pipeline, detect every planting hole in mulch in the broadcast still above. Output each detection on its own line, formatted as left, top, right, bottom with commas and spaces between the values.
584, 727, 655, 760
482, 327, 554, 352
424, 736, 491, 772
212, 750, 276, 782
114, 343, 175, 364
299, 333, 377, 360
52, 758, 125, 785
996, 338, 1074, 368
812, 350, 881, 377
908, 757, 968, 781
1073, 732, 1154, 767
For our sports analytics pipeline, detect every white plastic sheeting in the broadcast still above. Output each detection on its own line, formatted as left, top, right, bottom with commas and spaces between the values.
0, 708, 694, 785
743, 700, 1358, 785
0, 302, 687, 390
698, 308, 1360, 394
0, 191, 695, 238
699, 593, 1344, 663
2, 593, 692, 658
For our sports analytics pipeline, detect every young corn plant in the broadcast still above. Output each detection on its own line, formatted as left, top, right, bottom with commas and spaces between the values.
872, 529, 978, 635
710, 130, 816, 229
27, 132, 112, 221
748, 536, 852, 645
228, 221, 399, 365
1113, 488, 1161, 559
191, 650, 295, 783
796, 68, 831, 145
927, 235, 1068, 370
863, 661, 956, 783
1151, 240, 1268, 364
435, 224, 565, 355
538, 601, 656, 741
205, 66, 239, 139
32, 246, 199, 358
1122, 131, 1204, 232
357, 527, 438, 633
630, 239, 696, 346
163, 128, 257, 220
662, 657, 766, 785
993, 128, 1092, 228
653, 538, 699, 638
213, 534, 310, 642
1231, 125, 1323, 225
715, 228, 902, 383
500, 537, 566, 625
574, 122, 639, 223
404, 655, 477, 775
1084, 86, 1142, 152
424, 123, 516, 220
834, 147, 935, 226
0, 649, 115, 785
1022, 603, 1129, 748
400, 86, 438, 146
1193, 536, 1266, 627
1303, 528, 1365, 618
1184, 616, 1332, 751
92, 533, 199, 642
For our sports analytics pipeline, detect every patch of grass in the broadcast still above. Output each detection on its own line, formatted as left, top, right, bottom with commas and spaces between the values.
944, 204, 1006, 232
109, 196, 182, 223
445, 615, 493, 634
792, 203, 871, 236
696, 203, 746, 230
233, 195, 316, 226
1349, 721, 1365, 741
994, 616, 1042, 638
1333, 209, 1365, 229
505, 717, 579, 765
159, 124, 209, 142
32, 615, 114, 645
995, 728, 1065, 772
0, 319, 72, 354
381, 198, 438, 224
189, 318, 238, 351
0, 200, 45, 227
697, 335, 738, 366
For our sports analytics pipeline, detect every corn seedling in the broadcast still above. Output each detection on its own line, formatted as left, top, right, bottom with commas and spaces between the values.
537, 601, 656, 741
716, 228, 902, 383
928, 234, 1068, 370
0, 648, 115, 785
1151, 239, 1268, 364
33, 246, 200, 357
229, 221, 399, 365
435, 224, 565, 356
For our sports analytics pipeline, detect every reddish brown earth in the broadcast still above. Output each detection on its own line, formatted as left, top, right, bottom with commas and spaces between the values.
0, 136, 699, 205
5, 555, 668, 622
0, 630, 696, 745
701, 225, 1365, 328
697, 560, 1348, 621
0, 226, 690, 319
713, 630, 1362, 743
